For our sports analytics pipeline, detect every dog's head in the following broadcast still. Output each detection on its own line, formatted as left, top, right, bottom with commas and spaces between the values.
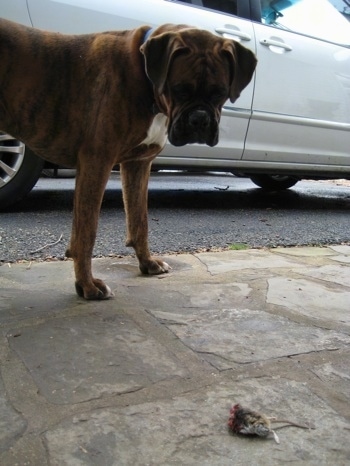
140, 25, 257, 147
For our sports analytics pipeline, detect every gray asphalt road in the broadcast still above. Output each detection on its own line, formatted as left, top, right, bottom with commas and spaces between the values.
1, 172, 350, 262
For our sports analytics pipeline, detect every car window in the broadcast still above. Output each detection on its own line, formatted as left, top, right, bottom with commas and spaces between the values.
260, 0, 350, 45
202, 1, 237, 15
175, 0, 238, 16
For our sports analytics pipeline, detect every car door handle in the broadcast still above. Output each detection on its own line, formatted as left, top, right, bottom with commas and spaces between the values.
260, 38, 292, 51
215, 27, 251, 41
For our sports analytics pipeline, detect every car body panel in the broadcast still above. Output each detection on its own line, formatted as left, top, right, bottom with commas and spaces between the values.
244, 21, 350, 167
1, 0, 350, 180
1, 0, 32, 25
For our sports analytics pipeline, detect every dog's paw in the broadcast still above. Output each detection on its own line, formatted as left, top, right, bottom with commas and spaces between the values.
140, 258, 171, 275
75, 279, 114, 300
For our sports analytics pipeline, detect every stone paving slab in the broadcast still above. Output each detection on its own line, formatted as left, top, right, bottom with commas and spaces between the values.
0, 246, 350, 465
267, 276, 350, 325
8, 311, 189, 404
193, 249, 304, 274
44, 380, 349, 466
150, 307, 350, 369
0, 377, 27, 455
297, 264, 350, 288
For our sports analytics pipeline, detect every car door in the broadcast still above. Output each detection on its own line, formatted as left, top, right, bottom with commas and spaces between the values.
26, 0, 256, 165
0, 0, 32, 25
156, 1, 257, 166
243, 0, 350, 170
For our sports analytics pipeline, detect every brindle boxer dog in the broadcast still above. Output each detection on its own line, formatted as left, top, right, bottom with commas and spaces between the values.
0, 18, 256, 299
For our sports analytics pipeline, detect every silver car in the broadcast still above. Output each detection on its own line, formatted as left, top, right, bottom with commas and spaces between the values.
1, 0, 349, 208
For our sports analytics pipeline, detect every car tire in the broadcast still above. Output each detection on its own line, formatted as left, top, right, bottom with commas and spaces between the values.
0, 133, 44, 210
249, 174, 299, 190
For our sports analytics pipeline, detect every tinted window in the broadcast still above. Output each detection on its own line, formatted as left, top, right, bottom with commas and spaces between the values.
203, 1, 238, 15
175, 0, 238, 16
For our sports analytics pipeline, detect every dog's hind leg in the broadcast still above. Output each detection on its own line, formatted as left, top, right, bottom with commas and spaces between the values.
66, 158, 114, 300
120, 159, 170, 275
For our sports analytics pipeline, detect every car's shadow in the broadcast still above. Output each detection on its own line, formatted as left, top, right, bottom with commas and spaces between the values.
8, 178, 350, 213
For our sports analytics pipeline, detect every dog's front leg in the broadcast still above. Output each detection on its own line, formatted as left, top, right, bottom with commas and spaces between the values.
120, 160, 170, 275
66, 160, 114, 300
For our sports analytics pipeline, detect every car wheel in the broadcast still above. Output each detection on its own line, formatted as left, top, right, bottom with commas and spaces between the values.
249, 174, 299, 190
0, 132, 44, 209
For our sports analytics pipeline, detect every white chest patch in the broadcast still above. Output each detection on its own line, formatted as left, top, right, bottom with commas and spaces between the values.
140, 113, 168, 147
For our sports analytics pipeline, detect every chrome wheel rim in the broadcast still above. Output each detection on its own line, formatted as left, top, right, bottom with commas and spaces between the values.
0, 132, 25, 188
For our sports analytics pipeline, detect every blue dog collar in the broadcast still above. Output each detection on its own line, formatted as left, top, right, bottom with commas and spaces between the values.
143, 27, 154, 43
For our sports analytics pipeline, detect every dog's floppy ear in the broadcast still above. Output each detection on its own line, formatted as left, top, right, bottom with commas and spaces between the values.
140, 32, 189, 95
222, 40, 257, 103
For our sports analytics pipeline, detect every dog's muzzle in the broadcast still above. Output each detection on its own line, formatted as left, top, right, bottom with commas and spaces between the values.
168, 107, 219, 147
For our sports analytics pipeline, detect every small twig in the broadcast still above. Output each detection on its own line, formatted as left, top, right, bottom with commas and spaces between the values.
30, 234, 63, 254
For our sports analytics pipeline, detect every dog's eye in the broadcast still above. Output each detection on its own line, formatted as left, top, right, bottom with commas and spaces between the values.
209, 88, 227, 103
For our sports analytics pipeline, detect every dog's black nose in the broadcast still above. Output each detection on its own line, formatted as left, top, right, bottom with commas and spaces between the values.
188, 109, 210, 130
